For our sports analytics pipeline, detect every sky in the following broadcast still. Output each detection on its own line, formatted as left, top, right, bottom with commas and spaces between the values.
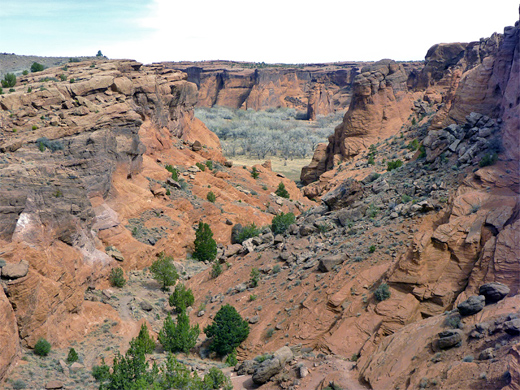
0, 0, 518, 64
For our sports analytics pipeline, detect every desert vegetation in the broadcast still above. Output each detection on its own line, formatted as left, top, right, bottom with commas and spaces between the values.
195, 107, 342, 161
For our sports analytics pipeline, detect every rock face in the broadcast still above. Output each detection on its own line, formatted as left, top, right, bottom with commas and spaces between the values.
0, 60, 210, 378
301, 19, 519, 188
167, 61, 387, 118
479, 282, 510, 303
301, 59, 418, 184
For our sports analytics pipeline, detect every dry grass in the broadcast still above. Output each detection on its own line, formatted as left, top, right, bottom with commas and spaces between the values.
228, 156, 310, 182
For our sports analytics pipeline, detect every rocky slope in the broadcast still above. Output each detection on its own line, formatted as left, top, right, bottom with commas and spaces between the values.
301, 16, 519, 189
0, 53, 103, 77
164, 61, 423, 120
0, 59, 310, 383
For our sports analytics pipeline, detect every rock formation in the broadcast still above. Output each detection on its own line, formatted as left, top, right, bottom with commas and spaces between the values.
165, 61, 378, 118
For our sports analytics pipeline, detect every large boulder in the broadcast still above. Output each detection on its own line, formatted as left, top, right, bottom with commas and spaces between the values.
479, 282, 510, 304
1, 260, 29, 279
436, 329, 463, 350
322, 178, 363, 211
252, 346, 293, 384
318, 254, 347, 272
457, 295, 485, 316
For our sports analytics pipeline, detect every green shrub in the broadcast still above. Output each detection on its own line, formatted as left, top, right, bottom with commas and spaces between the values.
250, 268, 260, 288
211, 262, 223, 278
169, 283, 195, 313
193, 222, 217, 262
233, 223, 260, 244
96, 50, 103, 57
387, 159, 403, 171
444, 314, 461, 329
479, 152, 498, 167
134, 323, 155, 354
150, 253, 179, 291
27, 87, 32, 93
367, 204, 379, 219
59, 74, 67, 81
271, 212, 295, 235
30, 62, 45, 72
411, 117, 417, 125
22, 70, 29, 75
249, 294, 257, 301
0, 87, 3, 95
225, 348, 238, 367
36, 137, 63, 152
165, 165, 179, 181
69, 58, 80, 63
275, 182, 290, 198
12, 379, 26, 389
251, 166, 259, 179
205, 160, 213, 170
369, 245, 376, 253
207, 191, 216, 203
418, 145, 426, 159
368, 155, 375, 165
203, 367, 231, 389
196, 162, 206, 171
1, 73, 16, 88
204, 304, 250, 356
254, 353, 273, 363
69, 78, 75, 83
407, 139, 420, 151
159, 312, 200, 354
34, 338, 51, 356
91, 359, 110, 381
272, 265, 281, 274
109, 267, 126, 288
66, 347, 79, 363
374, 283, 391, 302
31, 125, 37, 130
401, 194, 412, 203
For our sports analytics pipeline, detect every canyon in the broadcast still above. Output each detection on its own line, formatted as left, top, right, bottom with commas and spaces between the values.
0, 13, 518, 390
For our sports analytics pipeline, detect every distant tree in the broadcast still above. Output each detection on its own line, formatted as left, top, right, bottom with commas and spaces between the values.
96, 50, 103, 57
271, 212, 295, 235
109, 267, 126, 288
66, 348, 79, 363
207, 191, 216, 203
1, 73, 16, 88
134, 323, 155, 354
251, 166, 259, 179
374, 283, 391, 302
150, 253, 179, 291
249, 268, 260, 288
158, 312, 200, 354
204, 304, 249, 356
34, 338, 51, 356
30, 62, 45, 72
169, 284, 195, 313
275, 182, 290, 198
193, 222, 217, 262
22, 70, 28, 75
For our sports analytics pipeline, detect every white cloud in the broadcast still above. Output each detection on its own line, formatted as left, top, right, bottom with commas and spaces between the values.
105, 0, 519, 64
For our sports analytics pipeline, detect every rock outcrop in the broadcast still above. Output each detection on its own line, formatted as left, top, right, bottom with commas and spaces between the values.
166, 61, 378, 118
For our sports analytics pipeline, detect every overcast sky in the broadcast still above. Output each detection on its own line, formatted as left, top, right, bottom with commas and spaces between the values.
1, 0, 518, 64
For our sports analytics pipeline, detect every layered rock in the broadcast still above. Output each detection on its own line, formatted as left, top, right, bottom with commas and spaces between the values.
301, 59, 419, 185
166, 61, 371, 117
0, 59, 209, 377
302, 18, 519, 189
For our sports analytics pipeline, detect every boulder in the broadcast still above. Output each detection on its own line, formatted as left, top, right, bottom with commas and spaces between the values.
224, 244, 242, 257
372, 179, 390, 194
106, 247, 124, 262
322, 178, 363, 211
504, 319, 520, 335
318, 254, 346, 272
1, 260, 29, 279
139, 301, 153, 312
479, 348, 495, 360
45, 381, 64, 389
252, 357, 283, 384
336, 206, 365, 225
437, 329, 463, 350
457, 295, 485, 316
299, 224, 316, 236
70, 362, 84, 372
236, 359, 258, 375
192, 140, 202, 151
242, 238, 255, 254
479, 282, 510, 303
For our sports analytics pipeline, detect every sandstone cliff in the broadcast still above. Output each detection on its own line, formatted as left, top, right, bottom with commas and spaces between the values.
165, 61, 376, 119
0, 59, 309, 381
301, 18, 519, 190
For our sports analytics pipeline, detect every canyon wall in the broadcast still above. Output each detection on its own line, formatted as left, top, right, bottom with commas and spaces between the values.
164, 61, 384, 119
